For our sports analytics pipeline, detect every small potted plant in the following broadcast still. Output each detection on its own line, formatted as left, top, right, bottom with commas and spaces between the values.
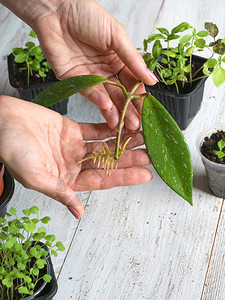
7, 30, 68, 115
0, 205, 65, 299
197, 123, 225, 198
139, 22, 225, 129
0, 163, 14, 218
32, 74, 193, 206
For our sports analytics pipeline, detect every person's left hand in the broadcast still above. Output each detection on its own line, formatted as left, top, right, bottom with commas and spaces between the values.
0, 96, 152, 219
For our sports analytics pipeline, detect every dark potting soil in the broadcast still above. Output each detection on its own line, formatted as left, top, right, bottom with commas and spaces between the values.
200, 130, 225, 164
12, 59, 57, 88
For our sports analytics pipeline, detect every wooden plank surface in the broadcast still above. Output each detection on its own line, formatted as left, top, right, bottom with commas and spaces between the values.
0, 0, 225, 299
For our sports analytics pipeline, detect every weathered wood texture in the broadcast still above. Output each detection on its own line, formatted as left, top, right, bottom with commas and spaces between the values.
0, 0, 225, 299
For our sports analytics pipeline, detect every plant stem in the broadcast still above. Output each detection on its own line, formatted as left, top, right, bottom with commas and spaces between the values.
106, 80, 146, 160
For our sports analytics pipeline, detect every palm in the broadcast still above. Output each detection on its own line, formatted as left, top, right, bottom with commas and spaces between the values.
0, 97, 152, 218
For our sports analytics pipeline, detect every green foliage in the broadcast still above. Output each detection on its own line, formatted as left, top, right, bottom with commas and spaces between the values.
33, 75, 193, 205
213, 139, 225, 158
142, 94, 193, 204
0, 206, 65, 299
139, 22, 225, 93
12, 29, 51, 86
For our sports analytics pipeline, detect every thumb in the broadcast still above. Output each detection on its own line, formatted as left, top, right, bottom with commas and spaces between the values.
111, 23, 158, 85
32, 175, 85, 219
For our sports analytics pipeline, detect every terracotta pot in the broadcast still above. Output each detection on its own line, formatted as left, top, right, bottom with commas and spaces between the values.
0, 163, 4, 197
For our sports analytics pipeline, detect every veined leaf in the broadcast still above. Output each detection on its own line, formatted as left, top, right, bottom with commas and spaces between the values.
142, 94, 193, 205
33, 75, 108, 107
212, 66, 225, 87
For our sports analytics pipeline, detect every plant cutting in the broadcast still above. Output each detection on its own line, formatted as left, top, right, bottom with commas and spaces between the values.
197, 123, 225, 198
0, 163, 14, 218
33, 74, 193, 205
7, 30, 68, 115
138, 22, 225, 129
0, 206, 65, 299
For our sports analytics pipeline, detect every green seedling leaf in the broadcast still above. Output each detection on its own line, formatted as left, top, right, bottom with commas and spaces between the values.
142, 94, 193, 205
180, 34, 192, 44
156, 27, 169, 36
147, 58, 157, 71
29, 29, 37, 39
161, 50, 177, 58
204, 58, 217, 68
9, 207, 17, 216
197, 30, 208, 37
147, 33, 165, 43
25, 42, 35, 49
14, 53, 27, 63
172, 22, 192, 34
30, 206, 39, 214
33, 75, 108, 107
194, 38, 206, 48
212, 66, 225, 87
152, 40, 162, 58
213, 39, 225, 55
43, 274, 52, 282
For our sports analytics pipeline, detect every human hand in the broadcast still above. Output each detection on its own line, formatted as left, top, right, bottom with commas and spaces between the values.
0, 0, 158, 130
0, 96, 152, 219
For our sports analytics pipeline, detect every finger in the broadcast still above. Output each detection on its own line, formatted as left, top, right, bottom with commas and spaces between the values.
25, 174, 85, 219
83, 130, 145, 154
73, 167, 152, 191
111, 23, 159, 85
80, 148, 151, 170
80, 85, 120, 129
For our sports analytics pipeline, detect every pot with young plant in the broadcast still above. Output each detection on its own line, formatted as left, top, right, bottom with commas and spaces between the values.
0, 163, 14, 218
139, 22, 225, 130
7, 30, 68, 115
0, 205, 65, 299
197, 123, 225, 198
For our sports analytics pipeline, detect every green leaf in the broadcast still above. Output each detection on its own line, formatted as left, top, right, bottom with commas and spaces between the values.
14, 53, 27, 63
29, 29, 37, 38
213, 39, 225, 55
142, 94, 193, 205
167, 34, 180, 41
24, 222, 36, 232
194, 38, 206, 48
204, 58, 217, 68
23, 209, 31, 217
197, 30, 209, 37
156, 27, 169, 36
25, 42, 35, 49
143, 39, 148, 52
212, 66, 225, 87
56, 241, 65, 251
41, 216, 51, 224
161, 50, 177, 58
28, 46, 42, 56
152, 40, 162, 58
172, 22, 192, 34
18, 286, 30, 294
9, 207, 17, 216
43, 274, 52, 282
30, 206, 39, 214
180, 34, 192, 44
214, 150, 225, 158
33, 75, 108, 108
205, 22, 219, 38
147, 33, 165, 43
147, 58, 157, 71
218, 139, 225, 151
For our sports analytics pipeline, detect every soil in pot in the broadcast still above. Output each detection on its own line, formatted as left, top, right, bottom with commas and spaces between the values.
200, 130, 225, 164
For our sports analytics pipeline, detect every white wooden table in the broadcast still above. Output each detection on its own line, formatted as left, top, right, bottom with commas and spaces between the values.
0, 0, 225, 299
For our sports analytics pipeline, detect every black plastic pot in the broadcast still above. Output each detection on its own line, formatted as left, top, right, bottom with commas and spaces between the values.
0, 165, 15, 218
7, 53, 68, 115
145, 55, 208, 130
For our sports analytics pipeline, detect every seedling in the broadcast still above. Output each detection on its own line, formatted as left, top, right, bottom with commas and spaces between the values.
213, 139, 225, 158
33, 75, 193, 205
0, 206, 65, 299
12, 30, 51, 86
139, 22, 225, 93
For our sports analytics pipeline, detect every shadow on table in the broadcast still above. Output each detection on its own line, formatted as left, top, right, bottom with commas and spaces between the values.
193, 172, 212, 195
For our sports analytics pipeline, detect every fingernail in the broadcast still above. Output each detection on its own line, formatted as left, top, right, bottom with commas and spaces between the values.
146, 68, 159, 82
68, 207, 80, 219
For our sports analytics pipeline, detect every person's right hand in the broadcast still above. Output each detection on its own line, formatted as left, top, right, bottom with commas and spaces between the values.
0, 0, 158, 130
